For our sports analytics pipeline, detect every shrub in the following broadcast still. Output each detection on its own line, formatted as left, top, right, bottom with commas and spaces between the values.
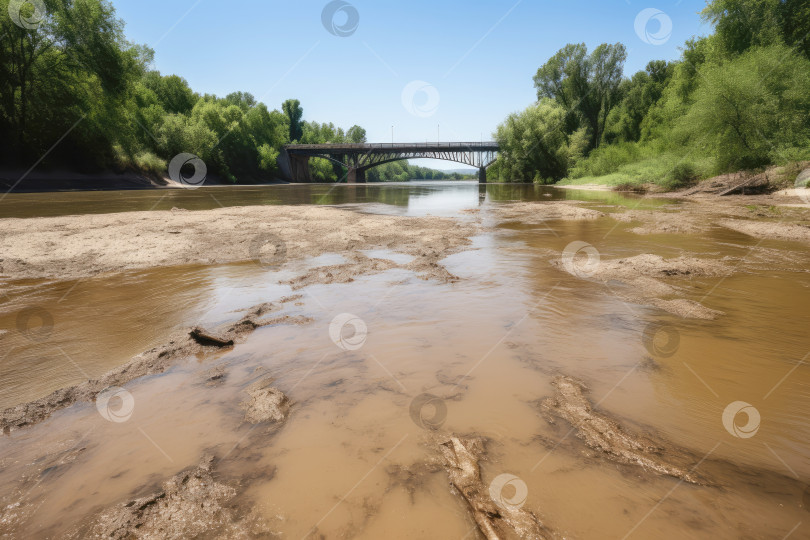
133, 151, 166, 174
669, 162, 698, 186
679, 44, 810, 171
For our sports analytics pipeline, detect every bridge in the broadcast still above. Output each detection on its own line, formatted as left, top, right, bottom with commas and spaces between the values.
278, 142, 499, 183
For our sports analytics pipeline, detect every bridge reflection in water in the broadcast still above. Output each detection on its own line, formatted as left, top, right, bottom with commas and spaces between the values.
278, 142, 499, 183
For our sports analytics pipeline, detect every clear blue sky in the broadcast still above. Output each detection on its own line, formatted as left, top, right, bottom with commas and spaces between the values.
112, 0, 711, 169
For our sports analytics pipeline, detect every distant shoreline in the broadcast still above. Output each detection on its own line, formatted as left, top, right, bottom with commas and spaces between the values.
0, 173, 485, 194
0, 170, 294, 193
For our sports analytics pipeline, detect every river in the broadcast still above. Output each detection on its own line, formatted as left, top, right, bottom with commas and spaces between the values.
0, 181, 807, 539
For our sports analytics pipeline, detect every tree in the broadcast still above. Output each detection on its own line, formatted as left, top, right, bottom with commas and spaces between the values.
702, 0, 783, 57
282, 98, 303, 142
533, 42, 627, 149
494, 99, 571, 182
702, 0, 810, 60
346, 125, 366, 143
0, 0, 145, 164
605, 60, 673, 143
680, 44, 810, 170
142, 72, 197, 115
782, 0, 810, 60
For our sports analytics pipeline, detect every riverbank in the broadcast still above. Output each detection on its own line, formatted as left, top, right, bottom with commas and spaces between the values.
557, 161, 810, 197
0, 169, 291, 193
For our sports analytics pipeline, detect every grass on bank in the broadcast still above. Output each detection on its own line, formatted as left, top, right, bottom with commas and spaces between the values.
555, 139, 810, 192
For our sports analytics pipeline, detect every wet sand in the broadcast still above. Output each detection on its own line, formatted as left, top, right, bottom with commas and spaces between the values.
0, 205, 478, 281
1, 188, 809, 539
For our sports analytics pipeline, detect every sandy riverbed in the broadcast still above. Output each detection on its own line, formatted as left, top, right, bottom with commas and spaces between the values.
2, 192, 810, 539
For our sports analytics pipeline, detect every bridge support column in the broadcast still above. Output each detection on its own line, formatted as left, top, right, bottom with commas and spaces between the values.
347, 168, 366, 184
290, 154, 312, 182
478, 167, 487, 183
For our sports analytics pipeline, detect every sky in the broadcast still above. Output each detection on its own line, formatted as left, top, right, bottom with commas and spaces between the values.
112, 0, 712, 169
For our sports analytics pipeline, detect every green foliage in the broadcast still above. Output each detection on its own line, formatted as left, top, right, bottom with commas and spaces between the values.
701, 0, 810, 60
679, 44, 810, 171
494, 100, 571, 182
669, 162, 698, 186
506, 0, 810, 190
0, 0, 146, 166
604, 60, 673, 144
561, 151, 713, 190
702, 0, 784, 56
309, 157, 337, 182
282, 99, 303, 142
141, 72, 197, 115
569, 142, 643, 179
365, 161, 471, 182
533, 42, 627, 149
346, 125, 367, 143
0, 0, 365, 184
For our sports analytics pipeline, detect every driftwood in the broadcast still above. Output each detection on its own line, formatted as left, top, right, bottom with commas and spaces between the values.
717, 175, 767, 196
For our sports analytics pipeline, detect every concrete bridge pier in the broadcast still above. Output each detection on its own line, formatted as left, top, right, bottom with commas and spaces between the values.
290, 154, 312, 183
478, 167, 487, 183
347, 168, 366, 184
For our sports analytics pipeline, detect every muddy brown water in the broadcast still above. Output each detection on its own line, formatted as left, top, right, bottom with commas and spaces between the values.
0, 182, 808, 538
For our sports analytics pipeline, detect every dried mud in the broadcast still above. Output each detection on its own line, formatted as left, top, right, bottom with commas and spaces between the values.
437, 436, 556, 540
0, 205, 477, 282
283, 252, 401, 289
76, 456, 272, 539
239, 376, 291, 425
553, 253, 732, 319
718, 218, 810, 244
611, 209, 710, 235
539, 376, 705, 484
491, 202, 605, 223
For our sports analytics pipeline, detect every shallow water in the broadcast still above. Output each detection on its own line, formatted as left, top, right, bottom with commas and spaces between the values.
0, 180, 667, 218
0, 182, 808, 539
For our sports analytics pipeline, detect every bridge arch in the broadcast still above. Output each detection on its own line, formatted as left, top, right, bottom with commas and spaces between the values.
279, 142, 499, 183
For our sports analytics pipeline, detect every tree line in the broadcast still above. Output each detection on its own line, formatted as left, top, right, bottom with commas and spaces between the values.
0, 0, 454, 184
490, 0, 810, 186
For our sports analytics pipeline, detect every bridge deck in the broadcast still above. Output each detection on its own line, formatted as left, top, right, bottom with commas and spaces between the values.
279, 142, 499, 183
284, 142, 498, 154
